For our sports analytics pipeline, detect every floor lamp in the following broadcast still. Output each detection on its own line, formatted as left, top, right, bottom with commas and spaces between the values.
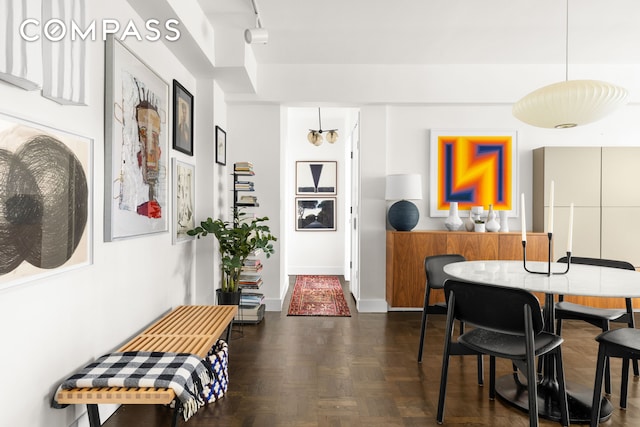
385, 174, 423, 231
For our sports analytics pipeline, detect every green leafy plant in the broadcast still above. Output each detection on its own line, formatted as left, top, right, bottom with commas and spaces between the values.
187, 209, 277, 292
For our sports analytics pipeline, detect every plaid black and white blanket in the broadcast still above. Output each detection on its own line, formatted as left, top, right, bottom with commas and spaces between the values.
56, 351, 214, 421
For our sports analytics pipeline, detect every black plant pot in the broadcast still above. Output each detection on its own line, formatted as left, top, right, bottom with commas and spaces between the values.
216, 289, 241, 305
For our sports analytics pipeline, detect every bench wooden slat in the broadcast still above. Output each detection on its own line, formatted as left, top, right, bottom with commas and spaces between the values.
56, 386, 176, 404
119, 335, 214, 356
55, 305, 237, 406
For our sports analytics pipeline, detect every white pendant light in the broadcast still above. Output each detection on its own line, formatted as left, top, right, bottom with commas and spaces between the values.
513, 80, 629, 129
512, 0, 629, 129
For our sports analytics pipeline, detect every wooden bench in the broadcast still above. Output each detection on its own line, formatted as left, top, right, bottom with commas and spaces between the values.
55, 305, 238, 427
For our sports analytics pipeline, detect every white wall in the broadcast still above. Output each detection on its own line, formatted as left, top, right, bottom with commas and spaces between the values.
226, 104, 284, 310
0, 1, 220, 426
385, 104, 640, 233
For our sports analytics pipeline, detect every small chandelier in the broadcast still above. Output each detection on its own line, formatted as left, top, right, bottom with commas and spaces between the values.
307, 108, 338, 146
512, 0, 629, 129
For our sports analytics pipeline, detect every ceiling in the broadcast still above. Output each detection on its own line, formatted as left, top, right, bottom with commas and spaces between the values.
198, 0, 640, 67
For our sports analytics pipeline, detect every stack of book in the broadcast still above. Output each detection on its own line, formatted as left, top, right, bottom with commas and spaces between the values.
242, 258, 263, 273
234, 181, 254, 191
238, 273, 263, 289
234, 162, 254, 174
237, 195, 259, 206
237, 291, 265, 324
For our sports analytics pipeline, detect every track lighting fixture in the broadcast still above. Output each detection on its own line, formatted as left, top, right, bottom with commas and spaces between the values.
244, 0, 268, 44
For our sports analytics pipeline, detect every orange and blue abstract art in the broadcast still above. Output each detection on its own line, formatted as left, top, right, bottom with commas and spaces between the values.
430, 130, 517, 216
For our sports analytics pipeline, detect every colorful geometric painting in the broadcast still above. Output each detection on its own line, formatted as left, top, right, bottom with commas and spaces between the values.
429, 130, 517, 217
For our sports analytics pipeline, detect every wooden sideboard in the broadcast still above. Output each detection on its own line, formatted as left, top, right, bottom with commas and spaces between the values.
385, 230, 638, 309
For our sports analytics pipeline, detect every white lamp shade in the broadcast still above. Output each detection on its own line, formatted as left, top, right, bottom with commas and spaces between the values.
513, 79, 629, 129
385, 174, 423, 200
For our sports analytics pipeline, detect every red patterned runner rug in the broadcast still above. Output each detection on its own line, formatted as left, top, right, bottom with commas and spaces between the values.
287, 275, 351, 317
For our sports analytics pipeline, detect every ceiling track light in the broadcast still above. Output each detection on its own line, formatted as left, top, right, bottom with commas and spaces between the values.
512, 0, 629, 129
307, 108, 338, 146
244, 0, 268, 44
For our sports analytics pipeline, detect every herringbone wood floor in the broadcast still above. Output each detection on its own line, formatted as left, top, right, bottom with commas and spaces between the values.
103, 277, 639, 426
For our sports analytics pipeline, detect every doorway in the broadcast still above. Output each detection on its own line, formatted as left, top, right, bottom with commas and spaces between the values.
284, 107, 360, 306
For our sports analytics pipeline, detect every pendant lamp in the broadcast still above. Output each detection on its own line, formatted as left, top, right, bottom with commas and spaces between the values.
512, 0, 628, 129
307, 108, 338, 146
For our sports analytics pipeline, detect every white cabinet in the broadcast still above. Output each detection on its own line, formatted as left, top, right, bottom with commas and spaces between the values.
533, 146, 640, 267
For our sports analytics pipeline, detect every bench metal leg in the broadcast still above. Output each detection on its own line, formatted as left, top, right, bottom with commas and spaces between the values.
87, 404, 101, 427
225, 320, 234, 342
171, 401, 181, 427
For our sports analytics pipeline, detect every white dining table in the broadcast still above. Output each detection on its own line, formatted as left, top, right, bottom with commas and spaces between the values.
443, 260, 640, 424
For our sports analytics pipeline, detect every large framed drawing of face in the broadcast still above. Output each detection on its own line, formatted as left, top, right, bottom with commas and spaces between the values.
0, 112, 93, 289
104, 36, 169, 241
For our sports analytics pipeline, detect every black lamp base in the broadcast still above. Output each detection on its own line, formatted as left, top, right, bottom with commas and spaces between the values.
388, 200, 419, 231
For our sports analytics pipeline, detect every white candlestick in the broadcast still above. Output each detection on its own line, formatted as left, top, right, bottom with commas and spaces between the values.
567, 203, 574, 252
548, 181, 554, 234
521, 193, 526, 242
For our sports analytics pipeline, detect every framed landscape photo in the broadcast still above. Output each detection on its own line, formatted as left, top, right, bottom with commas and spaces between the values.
172, 159, 195, 244
172, 79, 194, 156
215, 125, 226, 165
296, 161, 337, 195
296, 197, 336, 231
104, 35, 169, 241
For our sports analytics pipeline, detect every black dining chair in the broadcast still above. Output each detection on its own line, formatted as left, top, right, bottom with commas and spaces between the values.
437, 279, 569, 427
555, 256, 638, 395
417, 255, 484, 385
590, 328, 640, 426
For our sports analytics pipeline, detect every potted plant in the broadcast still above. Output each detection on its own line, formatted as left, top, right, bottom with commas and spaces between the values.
187, 209, 277, 304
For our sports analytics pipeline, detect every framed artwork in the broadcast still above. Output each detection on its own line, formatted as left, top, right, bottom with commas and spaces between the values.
172, 159, 195, 244
296, 198, 336, 231
429, 130, 517, 217
296, 161, 337, 195
0, 111, 93, 289
215, 125, 226, 165
104, 35, 169, 241
172, 79, 193, 156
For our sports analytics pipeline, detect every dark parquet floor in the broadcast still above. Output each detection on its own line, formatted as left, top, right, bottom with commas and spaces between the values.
103, 277, 640, 426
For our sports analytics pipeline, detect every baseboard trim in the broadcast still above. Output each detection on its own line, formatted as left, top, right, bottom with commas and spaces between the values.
356, 298, 388, 313
287, 267, 345, 276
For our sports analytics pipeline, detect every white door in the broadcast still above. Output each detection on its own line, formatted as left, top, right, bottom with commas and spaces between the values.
349, 116, 361, 302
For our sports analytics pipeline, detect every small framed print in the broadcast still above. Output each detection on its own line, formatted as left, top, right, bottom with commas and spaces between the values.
296, 161, 337, 195
172, 79, 194, 156
215, 125, 226, 165
172, 159, 195, 244
296, 197, 336, 231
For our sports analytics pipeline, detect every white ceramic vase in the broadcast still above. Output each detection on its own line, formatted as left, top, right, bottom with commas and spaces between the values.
485, 204, 501, 232
499, 210, 509, 232
464, 209, 475, 232
445, 202, 463, 231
